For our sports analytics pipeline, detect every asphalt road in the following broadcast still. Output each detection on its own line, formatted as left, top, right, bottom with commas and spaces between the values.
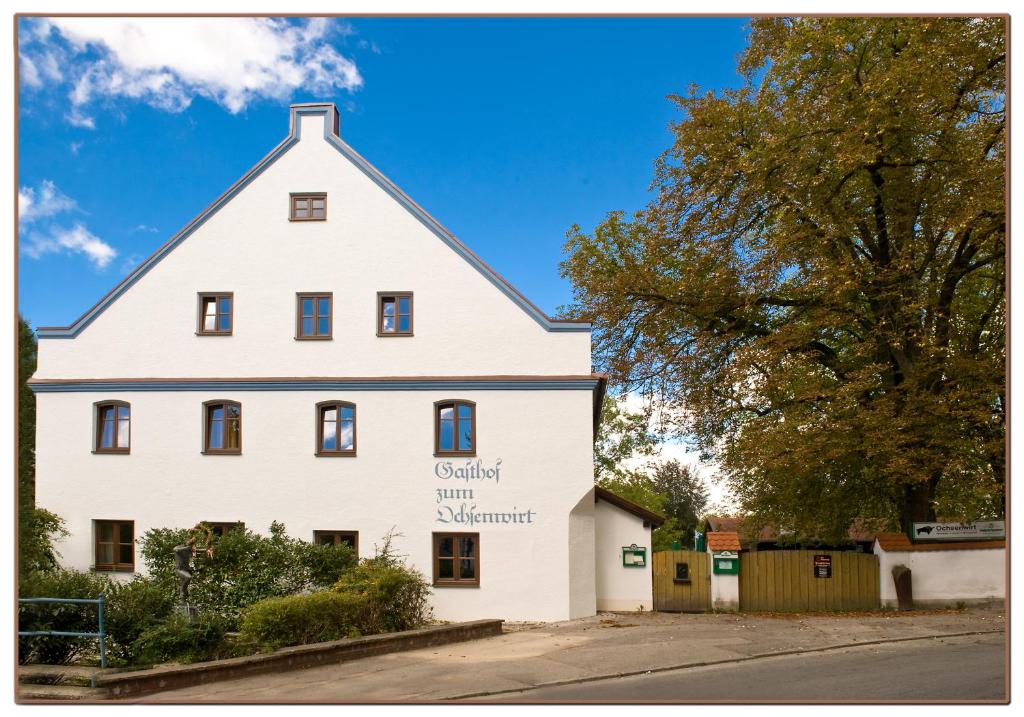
484, 632, 1007, 702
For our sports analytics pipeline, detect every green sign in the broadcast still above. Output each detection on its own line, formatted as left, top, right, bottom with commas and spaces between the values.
712, 550, 739, 575
622, 544, 647, 568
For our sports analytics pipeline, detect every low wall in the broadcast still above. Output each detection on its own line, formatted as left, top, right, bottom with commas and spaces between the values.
98, 619, 503, 699
876, 541, 1005, 607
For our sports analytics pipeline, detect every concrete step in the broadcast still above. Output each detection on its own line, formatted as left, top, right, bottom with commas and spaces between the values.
18, 664, 108, 686
17, 683, 107, 701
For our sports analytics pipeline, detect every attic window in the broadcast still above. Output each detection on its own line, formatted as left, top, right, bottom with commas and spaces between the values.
290, 193, 326, 221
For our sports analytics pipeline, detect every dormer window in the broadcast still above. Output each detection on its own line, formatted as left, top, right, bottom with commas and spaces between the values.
290, 193, 326, 221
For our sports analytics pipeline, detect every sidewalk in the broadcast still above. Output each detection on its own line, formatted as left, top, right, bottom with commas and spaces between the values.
137, 603, 1006, 702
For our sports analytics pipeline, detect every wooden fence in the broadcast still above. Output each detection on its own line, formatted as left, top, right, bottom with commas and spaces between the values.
738, 550, 880, 612
653, 550, 711, 612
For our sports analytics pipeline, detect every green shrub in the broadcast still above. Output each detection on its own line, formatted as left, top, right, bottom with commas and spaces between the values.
139, 521, 356, 628
131, 612, 230, 665
239, 591, 368, 651
19, 569, 111, 665
332, 534, 432, 633
19, 508, 69, 579
104, 577, 177, 665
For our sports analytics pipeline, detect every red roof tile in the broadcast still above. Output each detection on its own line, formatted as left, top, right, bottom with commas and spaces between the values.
707, 531, 741, 552
875, 532, 1005, 552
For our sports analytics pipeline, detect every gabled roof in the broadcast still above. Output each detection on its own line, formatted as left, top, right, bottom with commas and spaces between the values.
594, 486, 666, 527
706, 531, 741, 552
36, 103, 591, 339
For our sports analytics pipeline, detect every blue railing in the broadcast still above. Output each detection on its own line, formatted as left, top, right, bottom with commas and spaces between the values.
18, 595, 107, 668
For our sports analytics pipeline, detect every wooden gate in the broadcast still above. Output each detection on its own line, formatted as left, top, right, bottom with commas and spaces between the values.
738, 550, 880, 612
653, 550, 711, 612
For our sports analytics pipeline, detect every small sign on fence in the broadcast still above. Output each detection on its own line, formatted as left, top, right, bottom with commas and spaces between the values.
813, 554, 832, 579
911, 521, 1005, 541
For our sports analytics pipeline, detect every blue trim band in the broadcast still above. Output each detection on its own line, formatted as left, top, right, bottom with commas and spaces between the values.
29, 378, 601, 393
37, 103, 590, 339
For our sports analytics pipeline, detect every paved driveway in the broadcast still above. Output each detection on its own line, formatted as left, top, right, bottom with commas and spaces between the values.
138, 603, 1005, 703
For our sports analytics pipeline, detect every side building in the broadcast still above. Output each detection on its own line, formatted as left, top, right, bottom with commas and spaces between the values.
29, 102, 656, 621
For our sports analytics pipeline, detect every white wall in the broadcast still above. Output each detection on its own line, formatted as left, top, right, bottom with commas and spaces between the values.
35, 110, 590, 379
36, 388, 596, 622
876, 542, 1006, 607
594, 498, 653, 611
708, 552, 740, 611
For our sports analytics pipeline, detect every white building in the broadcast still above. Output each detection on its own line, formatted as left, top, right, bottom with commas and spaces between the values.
30, 103, 661, 622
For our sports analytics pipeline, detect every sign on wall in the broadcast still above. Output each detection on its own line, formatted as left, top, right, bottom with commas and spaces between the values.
712, 550, 739, 574
622, 545, 647, 568
911, 521, 1005, 541
813, 554, 832, 579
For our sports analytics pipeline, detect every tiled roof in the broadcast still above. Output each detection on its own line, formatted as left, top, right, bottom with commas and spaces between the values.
707, 531, 741, 552
875, 532, 1005, 552
705, 515, 888, 546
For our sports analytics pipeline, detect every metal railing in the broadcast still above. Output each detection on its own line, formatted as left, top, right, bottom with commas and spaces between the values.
18, 595, 107, 668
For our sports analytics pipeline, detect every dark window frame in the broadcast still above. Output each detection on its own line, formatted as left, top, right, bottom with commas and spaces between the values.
674, 562, 691, 584
202, 400, 242, 455
94, 519, 135, 572
432, 532, 480, 587
93, 400, 131, 454
296, 292, 333, 340
315, 400, 357, 456
313, 530, 359, 557
289, 192, 327, 221
196, 292, 234, 336
205, 521, 245, 538
434, 400, 476, 457
376, 292, 414, 337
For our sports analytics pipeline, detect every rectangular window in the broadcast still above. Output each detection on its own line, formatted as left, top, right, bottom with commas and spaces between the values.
377, 292, 414, 336
317, 402, 356, 455
204, 401, 241, 454
95, 520, 134, 572
674, 562, 691, 583
290, 193, 327, 221
197, 293, 233, 335
433, 532, 479, 586
314, 530, 359, 557
94, 401, 130, 453
296, 293, 332, 339
205, 521, 244, 538
435, 400, 476, 456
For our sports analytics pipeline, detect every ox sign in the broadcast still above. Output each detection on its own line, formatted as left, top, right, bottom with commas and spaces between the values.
911, 521, 1005, 541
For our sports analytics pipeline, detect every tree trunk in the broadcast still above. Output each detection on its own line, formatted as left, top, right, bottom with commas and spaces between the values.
898, 475, 939, 532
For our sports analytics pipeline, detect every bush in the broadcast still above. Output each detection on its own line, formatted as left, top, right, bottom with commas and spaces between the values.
19, 569, 111, 665
19, 508, 69, 579
104, 577, 177, 665
139, 521, 356, 628
332, 534, 432, 633
239, 591, 367, 651
131, 612, 231, 665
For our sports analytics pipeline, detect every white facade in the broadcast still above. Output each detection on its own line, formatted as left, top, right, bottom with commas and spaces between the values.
30, 103, 616, 622
593, 491, 657, 611
874, 542, 1006, 608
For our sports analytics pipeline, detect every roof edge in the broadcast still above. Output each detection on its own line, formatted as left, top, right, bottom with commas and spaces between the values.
35, 103, 590, 338
594, 485, 666, 527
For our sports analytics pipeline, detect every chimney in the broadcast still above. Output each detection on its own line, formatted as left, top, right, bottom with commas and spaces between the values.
289, 102, 340, 141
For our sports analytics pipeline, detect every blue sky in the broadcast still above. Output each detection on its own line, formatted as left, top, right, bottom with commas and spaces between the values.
17, 16, 750, 329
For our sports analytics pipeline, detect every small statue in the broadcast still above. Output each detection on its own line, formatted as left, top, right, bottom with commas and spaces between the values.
174, 524, 214, 605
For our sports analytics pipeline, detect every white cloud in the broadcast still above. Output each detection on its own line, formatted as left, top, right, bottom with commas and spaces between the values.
19, 180, 115, 270
18, 179, 77, 224
132, 224, 159, 234
20, 18, 363, 127
22, 223, 117, 269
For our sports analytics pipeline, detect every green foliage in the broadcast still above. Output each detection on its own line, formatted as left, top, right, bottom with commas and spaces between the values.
139, 521, 356, 628
332, 533, 432, 633
103, 577, 177, 665
239, 591, 367, 651
598, 472, 678, 552
19, 508, 69, 577
131, 612, 231, 665
19, 569, 111, 665
563, 18, 1005, 536
652, 460, 709, 548
594, 395, 658, 482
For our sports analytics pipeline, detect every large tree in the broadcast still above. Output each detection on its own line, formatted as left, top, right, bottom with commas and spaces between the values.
563, 18, 1005, 538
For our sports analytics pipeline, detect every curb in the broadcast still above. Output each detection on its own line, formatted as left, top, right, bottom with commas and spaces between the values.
450, 628, 1006, 700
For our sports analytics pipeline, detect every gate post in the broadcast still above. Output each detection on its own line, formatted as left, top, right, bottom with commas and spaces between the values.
707, 532, 741, 611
